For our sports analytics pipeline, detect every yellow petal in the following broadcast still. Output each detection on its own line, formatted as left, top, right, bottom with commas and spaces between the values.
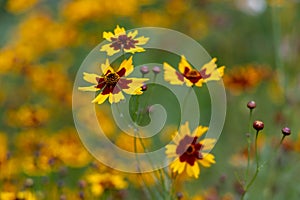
171, 159, 186, 174
114, 25, 126, 36
179, 122, 191, 136
101, 59, 114, 75
135, 36, 149, 45
124, 46, 146, 54
118, 56, 133, 76
103, 31, 114, 41
92, 93, 109, 104
108, 92, 125, 104
204, 66, 225, 82
186, 163, 200, 178
192, 126, 208, 138
122, 78, 148, 95
201, 58, 217, 75
200, 138, 216, 151
163, 62, 184, 85
178, 55, 192, 74
127, 30, 138, 38
83, 72, 100, 84
165, 144, 177, 157
100, 43, 120, 56
199, 153, 215, 167
194, 79, 204, 87
78, 85, 99, 92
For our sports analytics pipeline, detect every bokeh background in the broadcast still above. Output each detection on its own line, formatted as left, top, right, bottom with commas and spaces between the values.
0, 0, 300, 199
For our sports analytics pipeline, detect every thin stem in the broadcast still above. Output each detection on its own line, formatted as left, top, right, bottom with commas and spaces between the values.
242, 130, 260, 199
245, 110, 253, 182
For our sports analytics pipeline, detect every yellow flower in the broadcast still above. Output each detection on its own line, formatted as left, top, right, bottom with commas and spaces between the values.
165, 122, 216, 178
223, 64, 271, 95
164, 55, 225, 87
79, 56, 148, 104
86, 173, 128, 196
100, 25, 149, 56
6, 0, 38, 14
0, 192, 15, 200
16, 191, 36, 200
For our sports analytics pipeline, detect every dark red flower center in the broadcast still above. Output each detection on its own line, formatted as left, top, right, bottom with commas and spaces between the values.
182, 66, 212, 84
110, 34, 138, 51
176, 135, 204, 166
95, 69, 132, 95
105, 72, 120, 85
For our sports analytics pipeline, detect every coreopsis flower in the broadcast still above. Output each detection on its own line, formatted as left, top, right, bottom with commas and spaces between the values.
165, 122, 216, 178
78, 56, 148, 104
164, 55, 225, 87
100, 25, 149, 56
86, 173, 127, 196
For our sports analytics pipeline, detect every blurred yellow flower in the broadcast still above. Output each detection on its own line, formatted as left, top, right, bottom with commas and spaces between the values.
100, 25, 149, 56
86, 173, 128, 196
6, 0, 38, 14
165, 122, 216, 178
79, 56, 148, 104
49, 128, 92, 168
6, 105, 49, 128
164, 56, 225, 87
224, 64, 271, 94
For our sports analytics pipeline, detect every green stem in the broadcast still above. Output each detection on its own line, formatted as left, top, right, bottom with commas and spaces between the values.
245, 110, 253, 182
242, 130, 260, 199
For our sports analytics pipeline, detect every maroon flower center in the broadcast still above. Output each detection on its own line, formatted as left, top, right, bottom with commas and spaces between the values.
110, 34, 138, 51
176, 135, 204, 166
184, 68, 202, 84
104, 72, 120, 85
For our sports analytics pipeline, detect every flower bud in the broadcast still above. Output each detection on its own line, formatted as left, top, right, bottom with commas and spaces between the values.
152, 66, 161, 74
281, 127, 291, 136
140, 66, 149, 74
253, 120, 264, 131
247, 101, 256, 110
141, 84, 147, 91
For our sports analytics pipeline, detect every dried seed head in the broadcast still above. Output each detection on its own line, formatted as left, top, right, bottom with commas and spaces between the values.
281, 127, 291, 136
253, 120, 264, 131
247, 101, 256, 110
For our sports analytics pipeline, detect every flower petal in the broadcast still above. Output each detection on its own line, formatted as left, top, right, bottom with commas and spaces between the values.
108, 92, 125, 104
179, 122, 191, 136
82, 72, 100, 84
103, 31, 114, 41
114, 25, 126, 36
118, 56, 133, 76
204, 66, 225, 82
101, 59, 114, 75
163, 62, 185, 85
171, 159, 186, 174
135, 36, 149, 45
178, 55, 192, 74
92, 93, 109, 104
200, 138, 216, 151
192, 126, 208, 138
186, 163, 200, 178
127, 30, 138, 38
165, 144, 177, 157
199, 153, 215, 167
100, 43, 120, 56
124, 47, 146, 54
78, 85, 99, 92
122, 78, 148, 95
